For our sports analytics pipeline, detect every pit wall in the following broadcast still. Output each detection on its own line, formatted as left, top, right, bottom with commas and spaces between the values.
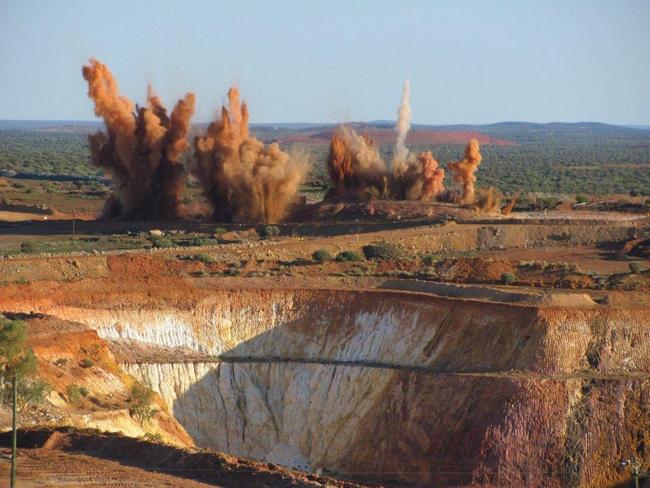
2, 315, 194, 448
23, 289, 649, 375
4, 288, 650, 487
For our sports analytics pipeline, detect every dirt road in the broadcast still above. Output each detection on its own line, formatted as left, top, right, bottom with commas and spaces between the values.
0, 449, 218, 488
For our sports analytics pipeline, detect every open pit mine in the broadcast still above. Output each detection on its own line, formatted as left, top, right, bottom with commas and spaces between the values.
0, 61, 648, 488
2, 226, 649, 487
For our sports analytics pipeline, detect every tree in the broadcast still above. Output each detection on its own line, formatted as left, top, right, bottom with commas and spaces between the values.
0, 317, 37, 488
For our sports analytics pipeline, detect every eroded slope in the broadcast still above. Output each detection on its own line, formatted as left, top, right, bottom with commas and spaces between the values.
3, 282, 649, 487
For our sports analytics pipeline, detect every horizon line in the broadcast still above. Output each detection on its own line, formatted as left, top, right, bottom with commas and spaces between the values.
1, 118, 649, 128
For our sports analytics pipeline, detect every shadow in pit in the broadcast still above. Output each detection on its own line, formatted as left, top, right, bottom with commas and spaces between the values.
173, 340, 521, 487
169, 300, 539, 487
0, 428, 362, 488
170, 299, 650, 488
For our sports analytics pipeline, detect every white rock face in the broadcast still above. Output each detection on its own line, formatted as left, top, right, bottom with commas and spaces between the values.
43, 289, 558, 371
17, 288, 649, 486
124, 361, 392, 472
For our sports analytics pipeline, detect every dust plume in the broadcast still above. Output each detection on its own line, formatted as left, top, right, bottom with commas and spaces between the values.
399, 151, 446, 201
473, 187, 501, 213
391, 81, 445, 200
501, 191, 520, 216
82, 58, 195, 219
393, 80, 412, 174
193, 87, 308, 223
446, 138, 482, 204
326, 81, 445, 202
326, 126, 388, 200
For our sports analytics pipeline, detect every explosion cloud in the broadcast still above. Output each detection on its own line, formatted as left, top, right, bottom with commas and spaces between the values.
326, 81, 445, 202
326, 126, 389, 199
501, 191, 520, 216
393, 80, 412, 173
447, 138, 482, 204
399, 151, 446, 201
193, 87, 308, 223
82, 59, 195, 219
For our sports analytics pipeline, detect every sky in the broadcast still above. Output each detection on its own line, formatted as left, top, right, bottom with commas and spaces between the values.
1, 0, 649, 125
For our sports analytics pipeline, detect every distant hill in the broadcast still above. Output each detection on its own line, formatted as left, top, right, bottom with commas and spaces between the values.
275, 125, 515, 146
0, 120, 100, 131
249, 120, 650, 146
623, 124, 650, 130
404, 121, 650, 144
1, 119, 648, 146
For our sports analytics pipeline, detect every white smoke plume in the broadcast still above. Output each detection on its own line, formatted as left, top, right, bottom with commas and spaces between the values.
393, 80, 412, 174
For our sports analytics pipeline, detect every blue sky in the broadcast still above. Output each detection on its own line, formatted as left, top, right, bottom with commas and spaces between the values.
1, 0, 649, 124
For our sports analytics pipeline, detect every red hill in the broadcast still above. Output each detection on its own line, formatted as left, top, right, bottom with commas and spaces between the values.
279, 128, 515, 146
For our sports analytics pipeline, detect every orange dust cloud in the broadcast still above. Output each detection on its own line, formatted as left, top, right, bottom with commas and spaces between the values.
446, 138, 482, 204
82, 58, 195, 219
193, 87, 308, 223
326, 126, 389, 200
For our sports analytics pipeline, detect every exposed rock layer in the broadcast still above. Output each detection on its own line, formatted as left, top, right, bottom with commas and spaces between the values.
3, 287, 649, 487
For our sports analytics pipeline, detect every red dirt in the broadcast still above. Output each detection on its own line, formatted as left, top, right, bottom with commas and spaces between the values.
484, 246, 644, 275
0, 229, 647, 298
0, 449, 216, 488
0, 429, 372, 488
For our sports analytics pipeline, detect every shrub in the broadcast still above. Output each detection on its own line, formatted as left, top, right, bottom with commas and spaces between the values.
556, 262, 579, 272
150, 237, 174, 249
501, 272, 516, 285
129, 382, 157, 424
518, 260, 545, 270
551, 231, 571, 241
312, 249, 334, 263
143, 432, 163, 443
362, 242, 404, 261
20, 242, 36, 253
195, 253, 215, 264
258, 225, 280, 239
80, 358, 94, 368
190, 238, 219, 247
421, 254, 440, 266
54, 358, 69, 367
629, 262, 641, 274
214, 227, 227, 237
335, 251, 363, 262
575, 194, 589, 204
538, 197, 560, 210
66, 384, 84, 403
